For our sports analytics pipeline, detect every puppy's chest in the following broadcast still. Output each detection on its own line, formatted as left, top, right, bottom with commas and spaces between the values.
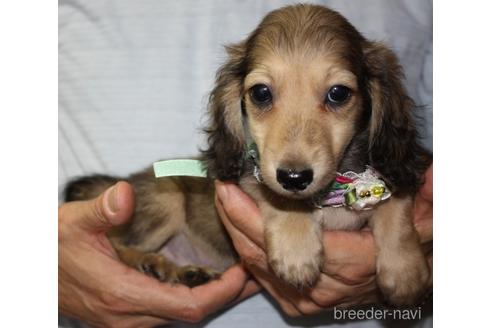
314, 206, 373, 231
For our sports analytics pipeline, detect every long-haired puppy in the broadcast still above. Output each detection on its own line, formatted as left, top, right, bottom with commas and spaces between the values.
65, 4, 431, 305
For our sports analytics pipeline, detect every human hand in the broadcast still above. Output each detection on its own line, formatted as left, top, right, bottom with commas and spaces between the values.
414, 164, 433, 244
59, 181, 258, 328
215, 165, 433, 316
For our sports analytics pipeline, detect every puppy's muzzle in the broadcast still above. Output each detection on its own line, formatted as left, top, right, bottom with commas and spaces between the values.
276, 168, 313, 191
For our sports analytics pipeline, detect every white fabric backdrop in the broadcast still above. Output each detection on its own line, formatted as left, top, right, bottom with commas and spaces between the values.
59, 1, 432, 327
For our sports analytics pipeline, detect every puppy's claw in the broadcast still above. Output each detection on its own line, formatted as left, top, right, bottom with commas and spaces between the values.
138, 253, 176, 282
137, 254, 219, 287
178, 265, 220, 288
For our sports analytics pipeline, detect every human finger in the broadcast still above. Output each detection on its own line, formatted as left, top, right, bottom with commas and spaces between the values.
215, 193, 269, 269
215, 180, 265, 248
321, 230, 376, 283
307, 272, 377, 308
419, 164, 433, 201
230, 279, 262, 306
414, 212, 433, 244
247, 265, 302, 317
182, 265, 250, 322
60, 181, 135, 233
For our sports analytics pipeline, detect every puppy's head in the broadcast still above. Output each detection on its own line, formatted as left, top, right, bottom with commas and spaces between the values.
202, 4, 429, 198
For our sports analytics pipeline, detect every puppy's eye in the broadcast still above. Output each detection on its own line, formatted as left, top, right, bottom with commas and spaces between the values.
325, 85, 351, 107
250, 84, 272, 106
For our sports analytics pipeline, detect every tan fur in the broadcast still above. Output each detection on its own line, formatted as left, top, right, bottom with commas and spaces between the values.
66, 4, 431, 304
245, 54, 362, 199
369, 196, 430, 305
106, 171, 236, 287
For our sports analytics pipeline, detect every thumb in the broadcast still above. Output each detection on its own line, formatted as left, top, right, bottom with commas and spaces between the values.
71, 181, 135, 233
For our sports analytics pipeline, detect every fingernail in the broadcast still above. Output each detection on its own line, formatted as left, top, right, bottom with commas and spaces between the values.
216, 181, 229, 202
104, 184, 119, 215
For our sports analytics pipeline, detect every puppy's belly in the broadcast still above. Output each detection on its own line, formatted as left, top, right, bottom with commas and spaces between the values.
159, 229, 236, 272
317, 206, 373, 231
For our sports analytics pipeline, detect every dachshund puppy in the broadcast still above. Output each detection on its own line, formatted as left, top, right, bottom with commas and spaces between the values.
65, 4, 431, 305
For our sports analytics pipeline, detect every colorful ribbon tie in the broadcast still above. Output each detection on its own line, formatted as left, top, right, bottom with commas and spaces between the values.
313, 166, 392, 210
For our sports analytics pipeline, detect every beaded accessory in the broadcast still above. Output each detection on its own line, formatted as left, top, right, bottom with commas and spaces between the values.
312, 166, 391, 210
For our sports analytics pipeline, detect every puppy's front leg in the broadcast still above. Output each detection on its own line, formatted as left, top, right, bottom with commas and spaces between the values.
370, 196, 430, 305
262, 202, 324, 288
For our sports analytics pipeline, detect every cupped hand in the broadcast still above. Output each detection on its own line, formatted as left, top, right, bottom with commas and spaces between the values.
59, 181, 258, 328
215, 165, 433, 316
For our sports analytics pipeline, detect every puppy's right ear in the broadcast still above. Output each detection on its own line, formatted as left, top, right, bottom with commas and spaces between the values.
201, 42, 248, 181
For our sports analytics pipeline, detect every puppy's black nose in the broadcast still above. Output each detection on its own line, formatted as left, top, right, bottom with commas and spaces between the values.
276, 168, 313, 191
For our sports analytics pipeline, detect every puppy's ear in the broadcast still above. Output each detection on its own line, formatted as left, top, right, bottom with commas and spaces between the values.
364, 42, 430, 194
201, 42, 247, 181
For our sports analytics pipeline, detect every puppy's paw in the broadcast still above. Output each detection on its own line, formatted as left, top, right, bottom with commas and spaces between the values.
377, 252, 430, 306
177, 265, 220, 288
137, 254, 219, 287
138, 253, 178, 282
267, 233, 324, 288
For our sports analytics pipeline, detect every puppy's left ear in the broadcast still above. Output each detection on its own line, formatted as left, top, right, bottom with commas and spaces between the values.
364, 42, 431, 194
201, 42, 247, 181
